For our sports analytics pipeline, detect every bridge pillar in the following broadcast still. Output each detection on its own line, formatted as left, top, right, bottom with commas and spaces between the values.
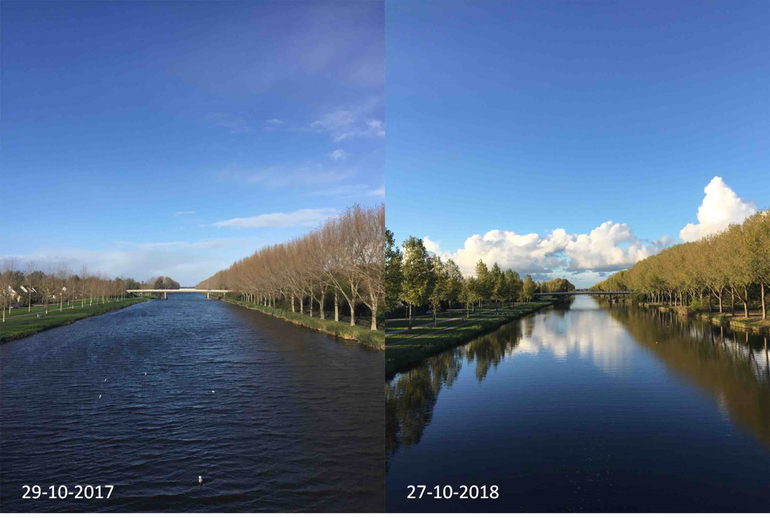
164, 292, 168, 300
206, 292, 210, 300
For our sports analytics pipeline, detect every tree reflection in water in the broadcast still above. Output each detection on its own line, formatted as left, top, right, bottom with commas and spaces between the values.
386, 313, 525, 464
387, 298, 769, 467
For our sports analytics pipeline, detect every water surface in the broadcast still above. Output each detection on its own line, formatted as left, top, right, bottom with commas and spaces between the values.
1, 294, 384, 512
386, 297, 769, 512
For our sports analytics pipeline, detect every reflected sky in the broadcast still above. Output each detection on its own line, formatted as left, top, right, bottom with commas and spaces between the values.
386, 296, 770, 512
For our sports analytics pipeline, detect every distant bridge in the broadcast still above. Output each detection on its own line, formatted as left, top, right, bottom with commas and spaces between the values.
126, 289, 231, 300
534, 291, 632, 296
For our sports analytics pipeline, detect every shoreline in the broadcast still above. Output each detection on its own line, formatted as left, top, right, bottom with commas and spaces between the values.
637, 302, 770, 334
386, 298, 560, 377
0, 297, 152, 344
218, 298, 385, 350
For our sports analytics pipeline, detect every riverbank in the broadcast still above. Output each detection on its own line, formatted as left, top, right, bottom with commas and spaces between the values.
638, 302, 770, 333
386, 298, 558, 376
0, 297, 152, 344
221, 299, 385, 350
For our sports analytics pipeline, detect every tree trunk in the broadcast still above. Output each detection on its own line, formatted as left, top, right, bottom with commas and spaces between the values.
408, 304, 412, 330
370, 301, 377, 330
318, 286, 326, 320
334, 291, 339, 322
744, 288, 749, 318
731, 288, 735, 316
762, 283, 767, 321
349, 298, 356, 326
291, 295, 295, 312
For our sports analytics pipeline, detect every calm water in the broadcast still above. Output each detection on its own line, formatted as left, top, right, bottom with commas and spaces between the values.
0, 294, 384, 512
386, 297, 770, 512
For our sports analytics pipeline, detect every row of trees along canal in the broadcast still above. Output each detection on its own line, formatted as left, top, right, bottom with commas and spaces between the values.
0, 259, 180, 323
385, 234, 575, 329
591, 209, 770, 320
195, 204, 385, 330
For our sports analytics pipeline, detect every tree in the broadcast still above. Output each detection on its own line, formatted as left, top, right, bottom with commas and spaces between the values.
401, 236, 434, 330
428, 256, 447, 325
505, 269, 522, 307
384, 229, 403, 313
522, 275, 536, 302
475, 259, 492, 309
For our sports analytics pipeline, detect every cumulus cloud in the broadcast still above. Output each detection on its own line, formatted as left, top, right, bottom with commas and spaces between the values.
174, 210, 196, 216
213, 208, 337, 228
425, 221, 664, 280
679, 176, 756, 242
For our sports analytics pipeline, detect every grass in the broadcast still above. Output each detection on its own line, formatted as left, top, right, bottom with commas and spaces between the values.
222, 299, 385, 350
386, 299, 557, 376
0, 297, 151, 344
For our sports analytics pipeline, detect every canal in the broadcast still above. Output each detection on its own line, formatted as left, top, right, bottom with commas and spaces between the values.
0, 294, 384, 512
386, 296, 770, 512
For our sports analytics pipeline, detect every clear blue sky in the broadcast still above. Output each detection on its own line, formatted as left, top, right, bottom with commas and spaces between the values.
386, 1, 768, 286
1, 1, 384, 285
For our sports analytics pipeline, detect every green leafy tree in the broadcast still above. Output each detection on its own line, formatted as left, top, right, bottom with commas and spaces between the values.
384, 229, 404, 314
506, 269, 522, 307
401, 236, 434, 329
444, 259, 464, 309
475, 259, 492, 309
522, 274, 536, 302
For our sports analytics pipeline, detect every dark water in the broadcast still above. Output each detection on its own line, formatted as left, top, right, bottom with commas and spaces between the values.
386, 297, 770, 512
1, 294, 384, 512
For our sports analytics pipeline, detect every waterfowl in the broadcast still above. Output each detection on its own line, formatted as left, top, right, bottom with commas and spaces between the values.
99, 395, 102, 399
198, 476, 203, 485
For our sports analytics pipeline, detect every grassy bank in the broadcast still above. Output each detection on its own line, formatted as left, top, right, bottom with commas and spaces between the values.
223, 299, 385, 350
638, 302, 770, 333
0, 297, 151, 344
386, 299, 558, 376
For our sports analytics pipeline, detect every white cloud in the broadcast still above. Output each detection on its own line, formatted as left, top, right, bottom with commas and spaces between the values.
328, 149, 348, 161
310, 99, 384, 141
265, 118, 284, 125
174, 210, 196, 216
205, 113, 252, 134
679, 176, 756, 242
366, 185, 385, 197
308, 184, 383, 199
218, 162, 357, 188
1, 237, 262, 286
213, 208, 337, 228
424, 221, 663, 281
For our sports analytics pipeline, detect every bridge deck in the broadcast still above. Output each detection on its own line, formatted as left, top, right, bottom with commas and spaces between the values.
535, 291, 632, 296
125, 289, 231, 293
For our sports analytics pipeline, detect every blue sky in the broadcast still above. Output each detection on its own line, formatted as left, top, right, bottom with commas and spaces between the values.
386, 1, 768, 286
1, 1, 383, 285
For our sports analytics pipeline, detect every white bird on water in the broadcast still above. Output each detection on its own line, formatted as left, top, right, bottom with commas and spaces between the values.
198, 476, 203, 485
104, 379, 107, 382
211, 390, 215, 394
99, 395, 102, 399
144, 372, 147, 376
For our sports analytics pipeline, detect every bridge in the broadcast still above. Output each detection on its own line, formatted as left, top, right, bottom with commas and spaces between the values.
126, 289, 231, 300
534, 291, 632, 296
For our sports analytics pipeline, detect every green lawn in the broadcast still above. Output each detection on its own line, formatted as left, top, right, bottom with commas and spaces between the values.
0, 297, 151, 344
223, 300, 386, 350
386, 299, 557, 376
